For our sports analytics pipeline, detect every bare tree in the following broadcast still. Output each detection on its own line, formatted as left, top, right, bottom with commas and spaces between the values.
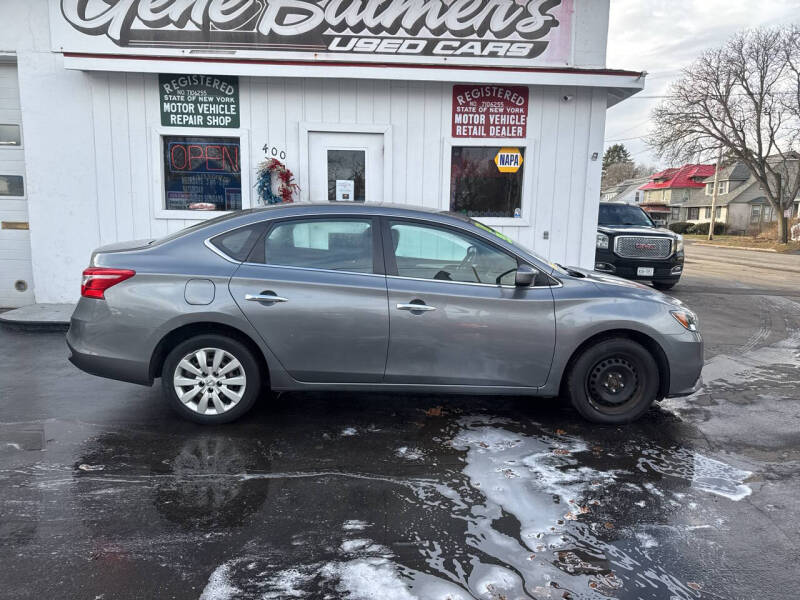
601, 162, 657, 189
649, 26, 800, 243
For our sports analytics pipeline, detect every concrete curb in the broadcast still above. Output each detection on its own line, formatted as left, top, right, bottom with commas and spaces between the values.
692, 242, 778, 253
0, 304, 73, 333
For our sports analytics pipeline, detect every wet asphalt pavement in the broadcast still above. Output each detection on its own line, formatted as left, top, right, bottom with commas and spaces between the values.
1, 243, 799, 600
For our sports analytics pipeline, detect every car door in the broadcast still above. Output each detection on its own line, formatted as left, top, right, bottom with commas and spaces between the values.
382, 218, 556, 388
228, 216, 389, 383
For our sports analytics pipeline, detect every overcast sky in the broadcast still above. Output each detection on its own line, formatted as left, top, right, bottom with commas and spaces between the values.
605, 0, 799, 169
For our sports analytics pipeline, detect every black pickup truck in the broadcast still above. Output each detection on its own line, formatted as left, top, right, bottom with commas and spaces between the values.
594, 202, 684, 290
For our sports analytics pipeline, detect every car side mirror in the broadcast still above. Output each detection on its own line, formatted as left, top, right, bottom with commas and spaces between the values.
515, 264, 536, 287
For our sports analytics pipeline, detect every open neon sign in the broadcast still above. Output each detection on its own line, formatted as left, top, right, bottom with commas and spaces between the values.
168, 141, 240, 174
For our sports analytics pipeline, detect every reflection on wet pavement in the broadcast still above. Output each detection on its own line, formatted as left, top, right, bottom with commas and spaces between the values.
0, 398, 760, 600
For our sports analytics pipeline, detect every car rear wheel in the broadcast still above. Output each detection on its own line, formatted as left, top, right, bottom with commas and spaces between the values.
652, 280, 677, 291
162, 334, 261, 424
566, 338, 659, 424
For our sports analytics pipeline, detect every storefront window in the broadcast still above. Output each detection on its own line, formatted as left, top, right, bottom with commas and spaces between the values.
0, 175, 24, 197
162, 136, 241, 212
450, 146, 524, 219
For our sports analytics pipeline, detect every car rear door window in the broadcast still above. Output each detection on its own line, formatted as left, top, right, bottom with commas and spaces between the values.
388, 221, 517, 285
261, 219, 375, 274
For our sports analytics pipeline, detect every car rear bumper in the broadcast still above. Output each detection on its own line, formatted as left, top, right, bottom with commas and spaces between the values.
595, 248, 684, 281
66, 299, 153, 386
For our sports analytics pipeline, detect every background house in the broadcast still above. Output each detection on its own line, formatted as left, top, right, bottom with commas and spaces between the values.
639, 164, 716, 226
681, 161, 800, 233
600, 176, 649, 204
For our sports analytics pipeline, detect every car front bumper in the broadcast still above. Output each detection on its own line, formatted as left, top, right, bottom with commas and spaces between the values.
594, 248, 684, 282
660, 330, 704, 396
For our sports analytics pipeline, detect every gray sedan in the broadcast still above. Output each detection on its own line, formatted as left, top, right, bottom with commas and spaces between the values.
67, 204, 703, 425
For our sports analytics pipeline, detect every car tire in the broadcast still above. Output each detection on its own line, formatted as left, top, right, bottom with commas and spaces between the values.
566, 338, 659, 424
652, 280, 677, 291
161, 334, 262, 424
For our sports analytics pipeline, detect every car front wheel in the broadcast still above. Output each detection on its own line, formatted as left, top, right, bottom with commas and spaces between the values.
162, 334, 261, 424
652, 280, 677, 291
566, 338, 659, 424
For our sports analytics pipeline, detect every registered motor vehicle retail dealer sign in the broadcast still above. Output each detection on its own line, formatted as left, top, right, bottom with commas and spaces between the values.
159, 75, 240, 128
452, 85, 529, 138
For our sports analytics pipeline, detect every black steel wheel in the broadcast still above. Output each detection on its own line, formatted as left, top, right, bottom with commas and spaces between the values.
566, 338, 659, 424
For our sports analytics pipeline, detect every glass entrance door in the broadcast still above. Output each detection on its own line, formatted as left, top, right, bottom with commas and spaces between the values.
308, 132, 384, 203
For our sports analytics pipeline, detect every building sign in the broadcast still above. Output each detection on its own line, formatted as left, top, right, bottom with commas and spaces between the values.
452, 85, 529, 138
159, 74, 239, 128
54, 0, 574, 68
163, 136, 242, 211
494, 147, 523, 173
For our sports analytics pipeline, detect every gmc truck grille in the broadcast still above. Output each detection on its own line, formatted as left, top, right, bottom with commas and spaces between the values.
614, 236, 672, 259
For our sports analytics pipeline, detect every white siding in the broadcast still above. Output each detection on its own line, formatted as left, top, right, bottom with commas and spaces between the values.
20, 66, 605, 302
0, 62, 34, 308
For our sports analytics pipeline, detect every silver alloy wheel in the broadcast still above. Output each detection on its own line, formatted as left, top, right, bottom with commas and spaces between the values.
173, 347, 247, 415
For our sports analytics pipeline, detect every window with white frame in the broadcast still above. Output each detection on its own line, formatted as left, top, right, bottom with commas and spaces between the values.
449, 146, 524, 219
162, 135, 242, 212
688, 207, 700, 220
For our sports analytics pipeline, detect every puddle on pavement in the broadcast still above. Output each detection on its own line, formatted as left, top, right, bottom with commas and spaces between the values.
0, 399, 762, 599
83, 416, 746, 600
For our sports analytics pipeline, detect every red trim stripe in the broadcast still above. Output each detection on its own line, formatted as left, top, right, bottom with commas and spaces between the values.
63, 52, 644, 78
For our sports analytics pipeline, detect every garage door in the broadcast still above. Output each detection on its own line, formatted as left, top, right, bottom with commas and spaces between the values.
0, 61, 33, 308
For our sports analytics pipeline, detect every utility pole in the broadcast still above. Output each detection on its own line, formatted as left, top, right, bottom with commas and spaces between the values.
708, 147, 723, 241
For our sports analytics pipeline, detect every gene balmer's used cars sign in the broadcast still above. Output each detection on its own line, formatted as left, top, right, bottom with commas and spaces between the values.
54, 0, 573, 67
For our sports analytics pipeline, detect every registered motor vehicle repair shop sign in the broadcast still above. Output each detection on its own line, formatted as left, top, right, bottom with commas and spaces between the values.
159, 74, 240, 128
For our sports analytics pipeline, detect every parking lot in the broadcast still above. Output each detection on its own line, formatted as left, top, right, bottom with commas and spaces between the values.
1, 242, 798, 600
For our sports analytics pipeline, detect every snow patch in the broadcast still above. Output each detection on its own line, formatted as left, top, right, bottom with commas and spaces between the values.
321, 558, 417, 600
199, 562, 241, 600
342, 519, 369, 531
635, 532, 659, 549
341, 427, 358, 437
395, 446, 424, 461
691, 454, 752, 501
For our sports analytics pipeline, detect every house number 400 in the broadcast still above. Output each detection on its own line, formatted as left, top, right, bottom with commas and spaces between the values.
262, 144, 286, 160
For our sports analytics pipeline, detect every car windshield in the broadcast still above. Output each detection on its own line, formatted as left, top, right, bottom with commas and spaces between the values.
598, 204, 654, 227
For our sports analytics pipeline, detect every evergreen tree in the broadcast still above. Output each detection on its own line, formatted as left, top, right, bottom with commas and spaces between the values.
603, 144, 633, 170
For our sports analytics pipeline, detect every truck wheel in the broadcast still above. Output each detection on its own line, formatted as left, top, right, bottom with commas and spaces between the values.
162, 334, 261, 424
566, 338, 659, 424
652, 281, 677, 290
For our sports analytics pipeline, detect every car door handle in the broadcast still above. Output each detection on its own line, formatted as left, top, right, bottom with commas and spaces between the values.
245, 293, 289, 303
396, 303, 436, 312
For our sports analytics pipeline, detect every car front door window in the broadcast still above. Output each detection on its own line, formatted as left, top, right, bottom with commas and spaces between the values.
389, 222, 518, 285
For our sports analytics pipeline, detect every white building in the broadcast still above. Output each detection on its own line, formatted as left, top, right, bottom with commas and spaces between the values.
601, 176, 649, 205
0, 0, 643, 306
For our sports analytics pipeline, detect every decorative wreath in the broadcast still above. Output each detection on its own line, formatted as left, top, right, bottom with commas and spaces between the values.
256, 158, 299, 205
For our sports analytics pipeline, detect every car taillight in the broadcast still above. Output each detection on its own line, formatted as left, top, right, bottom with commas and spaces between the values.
81, 267, 135, 299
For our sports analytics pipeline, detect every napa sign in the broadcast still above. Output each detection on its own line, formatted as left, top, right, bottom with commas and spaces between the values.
53, 0, 574, 67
